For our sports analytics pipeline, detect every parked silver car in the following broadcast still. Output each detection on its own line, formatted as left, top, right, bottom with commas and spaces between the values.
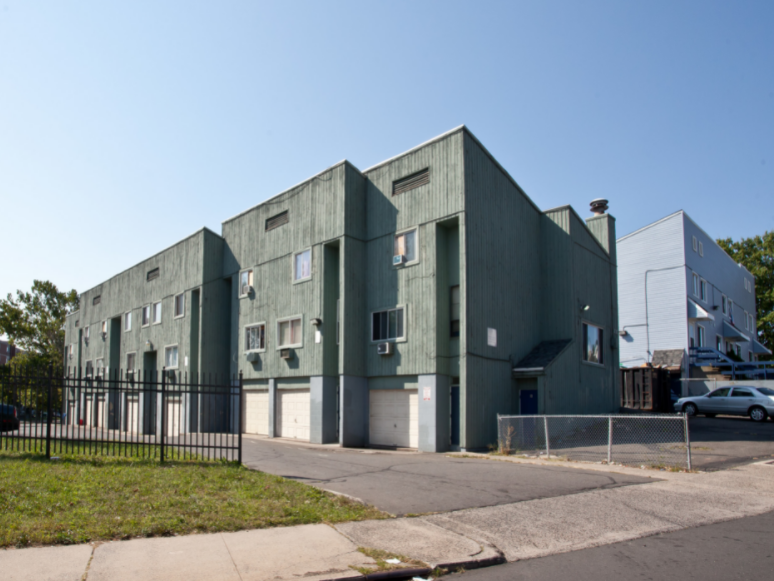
675, 386, 774, 422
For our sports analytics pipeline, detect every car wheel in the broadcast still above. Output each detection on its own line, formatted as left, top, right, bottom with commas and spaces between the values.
683, 403, 698, 417
749, 407, 767, 422
704, 413, 716, 418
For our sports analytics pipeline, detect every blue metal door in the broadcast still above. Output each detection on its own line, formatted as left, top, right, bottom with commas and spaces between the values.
520, 389, 538, 415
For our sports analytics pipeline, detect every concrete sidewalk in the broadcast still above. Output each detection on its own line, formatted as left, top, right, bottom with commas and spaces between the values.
3, 458, 773, 581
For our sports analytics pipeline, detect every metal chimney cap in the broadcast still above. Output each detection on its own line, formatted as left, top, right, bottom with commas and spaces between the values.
590, 198, 609, 215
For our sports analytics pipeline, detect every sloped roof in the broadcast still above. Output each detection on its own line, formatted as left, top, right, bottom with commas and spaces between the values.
512, 339, 572, 375
651, 349, 684, 369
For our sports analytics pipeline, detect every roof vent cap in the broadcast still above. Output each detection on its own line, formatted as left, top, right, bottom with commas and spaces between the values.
590, 198, 609, 215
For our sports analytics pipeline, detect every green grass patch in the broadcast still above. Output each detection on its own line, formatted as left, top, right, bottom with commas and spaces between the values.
0, 445, 386, 548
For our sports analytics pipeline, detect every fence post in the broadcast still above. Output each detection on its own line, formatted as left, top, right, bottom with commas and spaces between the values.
160, 367, 166, 463
543, 416, 550, 458
238, 371, 243, 465
607, 416, 613, 464
46, 365, 53, 459
684, 413, 692, 471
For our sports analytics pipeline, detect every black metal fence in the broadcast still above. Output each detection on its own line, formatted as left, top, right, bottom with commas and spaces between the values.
0, 366, 243, 462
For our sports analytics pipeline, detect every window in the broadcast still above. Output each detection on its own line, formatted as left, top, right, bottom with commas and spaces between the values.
699, 241, 704, 256
68, 344, 75, 359
697, 325, 706, 347
450, 285, 460, 337
732, 388, 753, 398
392, 168, 429, 196
164, 345, 179, 369
239, 270, 254, 297
729, 300, 734, 322
245, 323, 266, 352
749, 313, 755, 332
174, 293, 185, 318
692, 273, 699, 296
721, 295, 728, 315
277, 316, 303, 348
142, 305, 151, 327
126, 352, 136, 374
734, 344, 740, 356
293, 249, 312, 282
95, 358, 104, 378
708, 387, 730, 398
93, 295, 101, 306
85, 360, 93, 377
101, 320, 107, 335
716, 335, 722, 351
700, 279, 707, 302
394, 228, 418, 264
265, 210, 289, 231
124, 311, 132, 332
75, 319, 79, 327
744, 311, 749, 330
152, 301, 162, 324
692, 236, 697, 251
84, 326, 90, 341
147, 267, 159, 281
582, 323, 604, 365
372, 307, 405, 342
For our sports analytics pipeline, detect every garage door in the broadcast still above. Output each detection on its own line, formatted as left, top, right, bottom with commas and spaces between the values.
277, 389, 310, 440
243, 391, 269, 435
166, 398, 182, 437
125, 396, 140, 433
95, 396, 106, 428
369, 389, 418, 448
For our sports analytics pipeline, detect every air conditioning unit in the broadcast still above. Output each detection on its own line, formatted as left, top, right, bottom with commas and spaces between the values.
393, 255, 406, 266
246, 352, 261, 362
377, 342, 393, 356
280, 348, 293, 360
242, 285, 253, 296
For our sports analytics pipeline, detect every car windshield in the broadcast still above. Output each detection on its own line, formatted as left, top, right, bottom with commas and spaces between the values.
756, 387, 774, 396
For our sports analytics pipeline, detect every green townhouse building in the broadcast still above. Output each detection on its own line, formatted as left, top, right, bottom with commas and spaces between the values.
64, 126, 620, 451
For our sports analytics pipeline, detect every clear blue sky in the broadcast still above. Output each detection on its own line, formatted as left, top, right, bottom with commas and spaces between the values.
1, 0, 772, 301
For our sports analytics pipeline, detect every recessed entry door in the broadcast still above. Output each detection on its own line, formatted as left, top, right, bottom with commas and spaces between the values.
520, 390, 538, 415
369, 389, 418, 449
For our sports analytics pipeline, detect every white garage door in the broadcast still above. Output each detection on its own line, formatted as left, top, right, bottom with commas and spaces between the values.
166, 398, 181, 437
125, 396, 140, 433
277, 389, 310, 441
243, 391, 269, 435
369, 389, 418, 449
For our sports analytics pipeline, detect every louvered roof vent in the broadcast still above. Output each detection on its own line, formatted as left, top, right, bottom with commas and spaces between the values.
393, 168, 429, 196
266, 210, 289, 231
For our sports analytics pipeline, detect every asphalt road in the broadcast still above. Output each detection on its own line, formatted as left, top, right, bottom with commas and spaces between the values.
689, 416, 774, 470
449, 509, 774, 581
241, 437, 654, 515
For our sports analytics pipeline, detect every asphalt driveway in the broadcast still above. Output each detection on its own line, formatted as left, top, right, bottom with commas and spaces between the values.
688, 415, 774, 470
241, 437, 654, 515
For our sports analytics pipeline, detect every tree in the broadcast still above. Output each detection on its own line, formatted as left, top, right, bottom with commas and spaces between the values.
0, 280, 79, 367
717, 232, 773, 360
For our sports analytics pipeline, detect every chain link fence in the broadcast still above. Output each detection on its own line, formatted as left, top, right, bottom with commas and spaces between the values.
497, 414, 691, 470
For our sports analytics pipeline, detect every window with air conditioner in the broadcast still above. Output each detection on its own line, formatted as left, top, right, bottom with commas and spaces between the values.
126, 352, 136, 375
174, 293, 185, 318
372, 307, 405, 342
293, 249, 312, 283
582, 323, 604, 365
277, 316, 303, 349
152, 301, 162, 325
394, 228, 417, 265
165, 345, 179, 369
245, 323, 266, 352
239, 270, 253, 297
